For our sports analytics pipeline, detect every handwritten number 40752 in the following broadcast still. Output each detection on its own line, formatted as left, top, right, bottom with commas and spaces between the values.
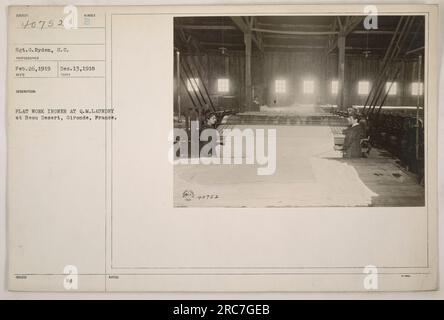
197, 195, 219, 200
22, 19, 64, 30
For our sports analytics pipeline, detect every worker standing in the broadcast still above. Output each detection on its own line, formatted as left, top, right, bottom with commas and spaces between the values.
342, 112, 364, 158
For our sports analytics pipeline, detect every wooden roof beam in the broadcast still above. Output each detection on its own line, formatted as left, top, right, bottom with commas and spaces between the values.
262, 34, 329, 40
325, 16, 364, 55
231, 16, 264, 52
251, 28, 338, 35
231, 16, 250, 33
177, 29, 201, 54
256, 22, 335, 30
175, 25, 237, 30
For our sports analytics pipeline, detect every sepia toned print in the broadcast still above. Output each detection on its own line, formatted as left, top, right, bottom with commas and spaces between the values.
6, 4, 438, 292
173, 15, 426, 207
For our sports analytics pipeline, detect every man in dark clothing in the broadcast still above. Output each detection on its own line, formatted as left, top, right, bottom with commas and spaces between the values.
202, 113, 217, 130
342, 113, 364, 158
199, 113, 218, 157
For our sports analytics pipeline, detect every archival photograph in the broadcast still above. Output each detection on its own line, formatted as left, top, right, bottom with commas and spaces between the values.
5, 4, 438, 294
172, 15, 426, 208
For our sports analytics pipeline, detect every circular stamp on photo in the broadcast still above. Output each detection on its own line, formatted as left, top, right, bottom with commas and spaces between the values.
182, 190, 194, 201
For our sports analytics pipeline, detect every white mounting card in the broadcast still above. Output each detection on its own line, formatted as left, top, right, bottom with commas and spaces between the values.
6, 4, 439, 292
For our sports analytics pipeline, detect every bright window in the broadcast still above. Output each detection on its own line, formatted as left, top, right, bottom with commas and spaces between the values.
303, 80, 314, 94
217, 78, 229, 93
275, 80, 286, 93
386, 82, 397, 95
358, 81, 370, 95
411, 82, 423, 96
331, 80, 339, 95
187, 78, 200, 92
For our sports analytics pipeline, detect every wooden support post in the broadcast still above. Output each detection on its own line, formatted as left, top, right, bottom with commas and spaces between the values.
321, 54, 328, 105
416, 55, 422, 161
337, 33, 346, 110
224, 55, 229, 77
397, 61, 405, 106
176, 50, 181, 121
245, 32, 252, 111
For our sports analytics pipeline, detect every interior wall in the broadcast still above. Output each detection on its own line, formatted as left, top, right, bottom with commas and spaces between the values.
175, 53, 255, 114
174, 51, 424, 114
